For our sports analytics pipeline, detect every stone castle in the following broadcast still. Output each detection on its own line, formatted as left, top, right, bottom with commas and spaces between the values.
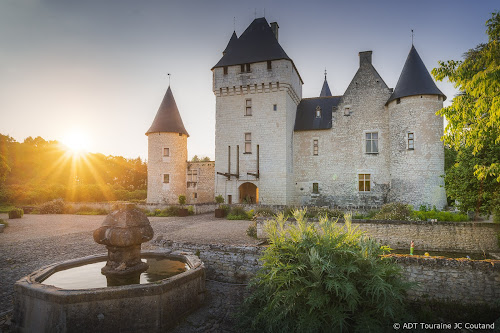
146, 17, 447, 210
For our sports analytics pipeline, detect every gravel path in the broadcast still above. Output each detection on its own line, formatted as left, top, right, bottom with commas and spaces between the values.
0, 213, 259, 332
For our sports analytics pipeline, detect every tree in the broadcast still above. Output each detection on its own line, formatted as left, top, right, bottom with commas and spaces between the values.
0, 154, 10, 183
432, 12, 500, 181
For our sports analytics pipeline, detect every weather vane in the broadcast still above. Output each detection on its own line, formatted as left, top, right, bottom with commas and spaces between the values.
233, 17, 236, 31
411, 29, 414, 45
167, 73, 171, 86
324, 68, 327, 79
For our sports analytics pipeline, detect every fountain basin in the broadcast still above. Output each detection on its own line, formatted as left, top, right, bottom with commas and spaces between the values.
11, 250, 205, 333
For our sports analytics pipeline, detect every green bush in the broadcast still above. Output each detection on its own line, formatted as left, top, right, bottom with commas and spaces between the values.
215, 195, 224, 205
0, 218, 8, 227
187, 205, 194, 215
227, 206, 253, 220
236, 210, 410, 332
246, 221, 258, 238
374, 202, 413, 221
178, 195, 186, 206
254, 207, 275, 217
155, 206, 179, 217
306, 207, 344, 219
412, 210, 468, 222
8, 208, 24, 219
39, 199, 65, 214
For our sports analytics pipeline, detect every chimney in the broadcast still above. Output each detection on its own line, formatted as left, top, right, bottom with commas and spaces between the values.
359, 51, 372, 66
270, 22, 279, 41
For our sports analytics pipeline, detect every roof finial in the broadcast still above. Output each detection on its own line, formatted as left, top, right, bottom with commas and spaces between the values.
324, 68, 327, 80
167, 73, 171, 86
411, 29, 414, 45
233, 17, 236, 31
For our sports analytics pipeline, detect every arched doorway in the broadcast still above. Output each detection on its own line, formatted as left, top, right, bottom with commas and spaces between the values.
239, 182, 258, 204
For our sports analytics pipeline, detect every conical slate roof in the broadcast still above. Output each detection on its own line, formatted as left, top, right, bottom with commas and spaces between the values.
213, 17, 292, 68
146, 86, 189, 136
320, 77, 332, 97
223, 31, 238, 55
387, 45, 445, 104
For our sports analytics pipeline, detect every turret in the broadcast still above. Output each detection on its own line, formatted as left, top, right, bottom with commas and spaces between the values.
387, 45, 447, 209
146, 86, 188, 204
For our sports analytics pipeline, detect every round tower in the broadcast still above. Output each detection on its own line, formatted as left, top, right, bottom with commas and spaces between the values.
146, 86, 189, 204
387, 45, 447, 210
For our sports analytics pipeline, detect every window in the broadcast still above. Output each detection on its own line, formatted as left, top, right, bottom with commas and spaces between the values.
223, 66, 228, 75
228, 195, 232, 204
408, 132, 414, 150
313, 139, 318, 156
344, 107, 351, 116
163, 174, 169, 184
246, 63, 251, 72
245, 133, 252, 153
315, 106, 321, 118
245, 99, 252, 116
267, 60, 272, 70
187, 170, 198, 182
273, 104, 277, 111
312, 183, 319, 194
365, 132, 379, 154
240, 64, 245, 72
396, 98, 401, 104
193, 193, 197, 199
241, 63, 250, 72
163, 148, 169, 157
359, 174, 370, 192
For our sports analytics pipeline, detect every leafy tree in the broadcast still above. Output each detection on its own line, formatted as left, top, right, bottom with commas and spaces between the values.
190, 155, 211, 162
432, 12, 500, 181
0, 154, 10, 183
237, 210, 410, 332
445, 143, 499, 218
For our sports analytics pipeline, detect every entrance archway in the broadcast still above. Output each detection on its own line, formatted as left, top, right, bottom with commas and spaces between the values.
238, 182, 258, 204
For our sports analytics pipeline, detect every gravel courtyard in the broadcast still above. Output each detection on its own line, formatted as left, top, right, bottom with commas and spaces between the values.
0, 213, 260, 332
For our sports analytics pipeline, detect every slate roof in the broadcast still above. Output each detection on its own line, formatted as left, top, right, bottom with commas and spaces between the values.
213, 18, 294, 69
146, 86, 189, 136
320, 78, 332, 97
294, 96, 342, 131
223, 31, 238, 55
387, 45, 446, 104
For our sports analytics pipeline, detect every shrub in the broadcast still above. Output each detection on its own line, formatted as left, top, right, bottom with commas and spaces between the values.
254, 207, 275, 217
187, 205, 194, 215
39, 199, 65, 214
236, 210, 410, 332
306, 207, 344, 219
0, 218, 8, 227
374, 202, 413, 221
412, 210, 468, 222
227, 206, 252, 220
246, 221, 258, 238
157, 206, 179, 217
8, 208, 24, 219
178, 195, 186, 206
215, 195, 224, 205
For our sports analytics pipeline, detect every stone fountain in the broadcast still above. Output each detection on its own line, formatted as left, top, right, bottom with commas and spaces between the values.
11, 204, 205, 333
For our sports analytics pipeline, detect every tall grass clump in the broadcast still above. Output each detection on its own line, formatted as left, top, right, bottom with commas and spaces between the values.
237, 209, 410, 332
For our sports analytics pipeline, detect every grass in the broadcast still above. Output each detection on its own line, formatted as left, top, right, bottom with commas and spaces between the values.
0, 205, 15, 213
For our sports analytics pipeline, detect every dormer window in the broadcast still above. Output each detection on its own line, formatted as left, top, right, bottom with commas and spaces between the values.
223, 66, 228, 75
315, 106, 321, 118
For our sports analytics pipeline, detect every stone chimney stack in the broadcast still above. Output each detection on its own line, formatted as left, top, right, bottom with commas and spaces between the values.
359, 51, 372, 66
270, 22, 279, 41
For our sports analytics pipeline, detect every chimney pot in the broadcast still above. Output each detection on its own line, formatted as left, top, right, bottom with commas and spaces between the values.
359, 51, 372, 66
270, 22, 279, 41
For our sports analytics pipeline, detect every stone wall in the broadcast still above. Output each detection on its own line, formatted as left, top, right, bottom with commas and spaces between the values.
393, 255, 500, 304
154, 240, 263, 283
256, 217, 500, 253
186, 161, 215, 204
154, 240, 500, 305
66, 202, 217, 215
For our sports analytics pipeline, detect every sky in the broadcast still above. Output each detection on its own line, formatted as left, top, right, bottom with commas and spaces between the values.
0, 0, 498, 160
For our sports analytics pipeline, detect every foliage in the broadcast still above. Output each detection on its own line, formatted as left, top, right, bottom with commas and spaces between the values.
153, 206, 180, 217
215, 194, 224, 204
0, 154, 10, 183
246, 221, 258, 239
227, 206, 253, 220
0, 218, 8, 227
0, 204, 15, 213
412, 210, 468, 222
178, 195, 186, 207
254, 207, 275, 217
190, 155, 211, 162
8, 208, 24, 219
0, 134, 147, 205
431, 12, 500, 181
73, 206, 109, 215
236, 210, 410, 332
306, 207, 344, 219
374, 203, 413, 221
187, 205, 194, 215
39, 199, 65, 214
444, 145, 500, 217
353, 210, 379, 220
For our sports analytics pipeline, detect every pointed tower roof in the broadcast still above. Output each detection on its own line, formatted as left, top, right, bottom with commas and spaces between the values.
146, 86, 189, 136
320, 74, 332, 97
213, 17, 291, 68
387, 45, 446, 104
222, 31, 238, 56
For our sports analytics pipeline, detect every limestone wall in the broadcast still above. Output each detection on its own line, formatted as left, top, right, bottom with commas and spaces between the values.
213, 60, 302, 206
147, 133, 187, 204
293, 52, 392, 209
256, 217, 500, 253
186, 161, 215, 204
155, 240, 500, 305
393, 255, 500, 304
388, 95, 447, 209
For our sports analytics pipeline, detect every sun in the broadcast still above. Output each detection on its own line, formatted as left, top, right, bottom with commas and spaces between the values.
62, 131, 90, 154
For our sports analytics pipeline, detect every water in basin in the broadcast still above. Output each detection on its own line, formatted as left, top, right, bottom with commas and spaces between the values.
42, 257, 189, 289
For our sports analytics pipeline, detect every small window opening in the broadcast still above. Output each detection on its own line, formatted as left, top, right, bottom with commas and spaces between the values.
396, 98, 401, 104
223, 66, 228, 75
267, 60, 272, 70
312, 183, 319, 194
313, 139, 319, 156
245, 133, 252, 153
358, 174, 370, 192
273, 104, 277, 111
245, 99, 252, 116
163, 174, 170, 184
408, 132, 414, 150
246, 63, 251, 72
163, 148, 169, 157
315, 106, 321, 118
344, 107, 350, 116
